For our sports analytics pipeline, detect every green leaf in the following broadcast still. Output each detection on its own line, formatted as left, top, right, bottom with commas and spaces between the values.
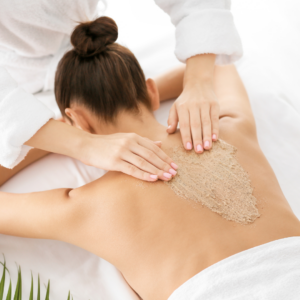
37, 275, 40, 300
29, 273, 33, 300
0, 259, 6, 300
44, 280, 50, 300
18, 267, 22, 300
67, 291, 70, 300
0, 264, 9, 275
13, 266, 21, 300
5, 280, 11, 300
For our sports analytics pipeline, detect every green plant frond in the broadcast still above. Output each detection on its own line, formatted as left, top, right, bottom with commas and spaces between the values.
5, 279, 11, 300
29, 273, 33, 300
45, 280, 50, 300
0, 263, 9, 275
13, 266, 22, 300
37, 275, 40, 300
0, 259, 75, 300
18, 267, 22, 300
0, 259, 6, 300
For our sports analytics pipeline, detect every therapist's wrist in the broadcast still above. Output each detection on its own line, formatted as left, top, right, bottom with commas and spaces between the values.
73, 131, 100, 166
184, 54, 216, 87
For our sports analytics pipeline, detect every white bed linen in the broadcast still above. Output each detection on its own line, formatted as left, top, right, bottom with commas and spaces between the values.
1, 0, 300, 299
168, 237, 300, 300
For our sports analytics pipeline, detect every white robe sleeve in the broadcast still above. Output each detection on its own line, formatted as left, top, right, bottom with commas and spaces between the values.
0, 67, 54, 169
154, 0, 243, 64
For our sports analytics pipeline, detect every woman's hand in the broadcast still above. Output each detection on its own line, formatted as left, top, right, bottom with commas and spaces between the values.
25, 120, 177, 182
167, 54, 220, 153
82, 133, 177, 182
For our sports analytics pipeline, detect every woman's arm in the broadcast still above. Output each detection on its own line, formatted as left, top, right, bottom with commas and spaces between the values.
0, 148, 49, 186
155, 65, 185, 102
212, 65, 257, 141
0, 188, 73, 240
213, 65, 256, 127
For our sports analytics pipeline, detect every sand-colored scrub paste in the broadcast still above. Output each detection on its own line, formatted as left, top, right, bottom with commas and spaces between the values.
165, 139, 260, 225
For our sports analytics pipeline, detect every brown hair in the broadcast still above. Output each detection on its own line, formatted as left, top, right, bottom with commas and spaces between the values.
55, 17, 151, 122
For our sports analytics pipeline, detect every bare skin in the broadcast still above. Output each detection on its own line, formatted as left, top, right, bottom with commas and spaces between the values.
0, 148, 49, 186
0, 54, 216, 186
1, 65, 299, 300
166, 54, 219, 151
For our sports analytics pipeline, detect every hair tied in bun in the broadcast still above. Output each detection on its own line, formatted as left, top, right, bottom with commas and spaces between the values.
71, 16, 118, 58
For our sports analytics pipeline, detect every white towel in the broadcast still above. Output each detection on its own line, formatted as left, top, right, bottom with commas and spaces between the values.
168, 237, 300, 300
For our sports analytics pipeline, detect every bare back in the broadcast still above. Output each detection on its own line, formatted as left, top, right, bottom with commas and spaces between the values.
65, 66, 300, 300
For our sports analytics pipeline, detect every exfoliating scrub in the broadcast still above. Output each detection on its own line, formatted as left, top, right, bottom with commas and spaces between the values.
165, 139, 260, 224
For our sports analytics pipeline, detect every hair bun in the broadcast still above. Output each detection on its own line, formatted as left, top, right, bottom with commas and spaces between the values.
71, 16, 118, 57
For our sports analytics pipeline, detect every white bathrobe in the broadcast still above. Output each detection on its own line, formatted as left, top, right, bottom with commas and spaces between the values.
0, 0, 243, 168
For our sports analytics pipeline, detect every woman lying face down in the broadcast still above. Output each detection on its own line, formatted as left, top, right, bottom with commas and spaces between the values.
1, 17, 300, 300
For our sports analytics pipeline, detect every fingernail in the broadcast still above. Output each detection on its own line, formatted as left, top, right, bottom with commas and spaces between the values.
163, 173, 172, 179
154, 141, 162, 144
196, 144, 203, 152
169, 169, 177, 176
167, 125, 171, 129
204, 141, 210, 149
171, 162, 178, 170
186, 142, 192, 150
150, 175, 158, 180
212, 134, 217, 141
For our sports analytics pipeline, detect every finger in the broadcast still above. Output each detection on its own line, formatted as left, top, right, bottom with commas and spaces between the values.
167, 104, 178, 134
123, 152, 174, 181
143, 137, 162, 148
118, 161, 159, 182
153, 141, 162, 148
137, 137, 178, 170
178, 108, 192, 150
190, 108, 203, 153
201, 105, 212, 150
211, 102, 220, 142
132, 144, 177, 177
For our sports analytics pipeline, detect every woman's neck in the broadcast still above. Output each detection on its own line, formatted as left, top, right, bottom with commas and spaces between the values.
96, 109, 169, 142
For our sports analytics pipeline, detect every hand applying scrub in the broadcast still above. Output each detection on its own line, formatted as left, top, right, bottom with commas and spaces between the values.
167, 54, 219, 153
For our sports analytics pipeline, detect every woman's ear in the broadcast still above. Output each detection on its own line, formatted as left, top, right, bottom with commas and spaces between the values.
65, 107, 92, 133
146, 78, 160, 111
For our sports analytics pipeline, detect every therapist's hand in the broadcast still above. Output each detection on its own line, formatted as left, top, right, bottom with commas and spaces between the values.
82, 133, 177, 182
167, 54, 219, 153
26, 120, 177, 182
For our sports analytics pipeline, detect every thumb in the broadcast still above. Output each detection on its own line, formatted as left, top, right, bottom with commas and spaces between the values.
167, 104, 178, 134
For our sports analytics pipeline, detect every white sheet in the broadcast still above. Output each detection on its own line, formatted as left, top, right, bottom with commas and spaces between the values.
1, 0, 300, 298
168, 237, 300, 300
